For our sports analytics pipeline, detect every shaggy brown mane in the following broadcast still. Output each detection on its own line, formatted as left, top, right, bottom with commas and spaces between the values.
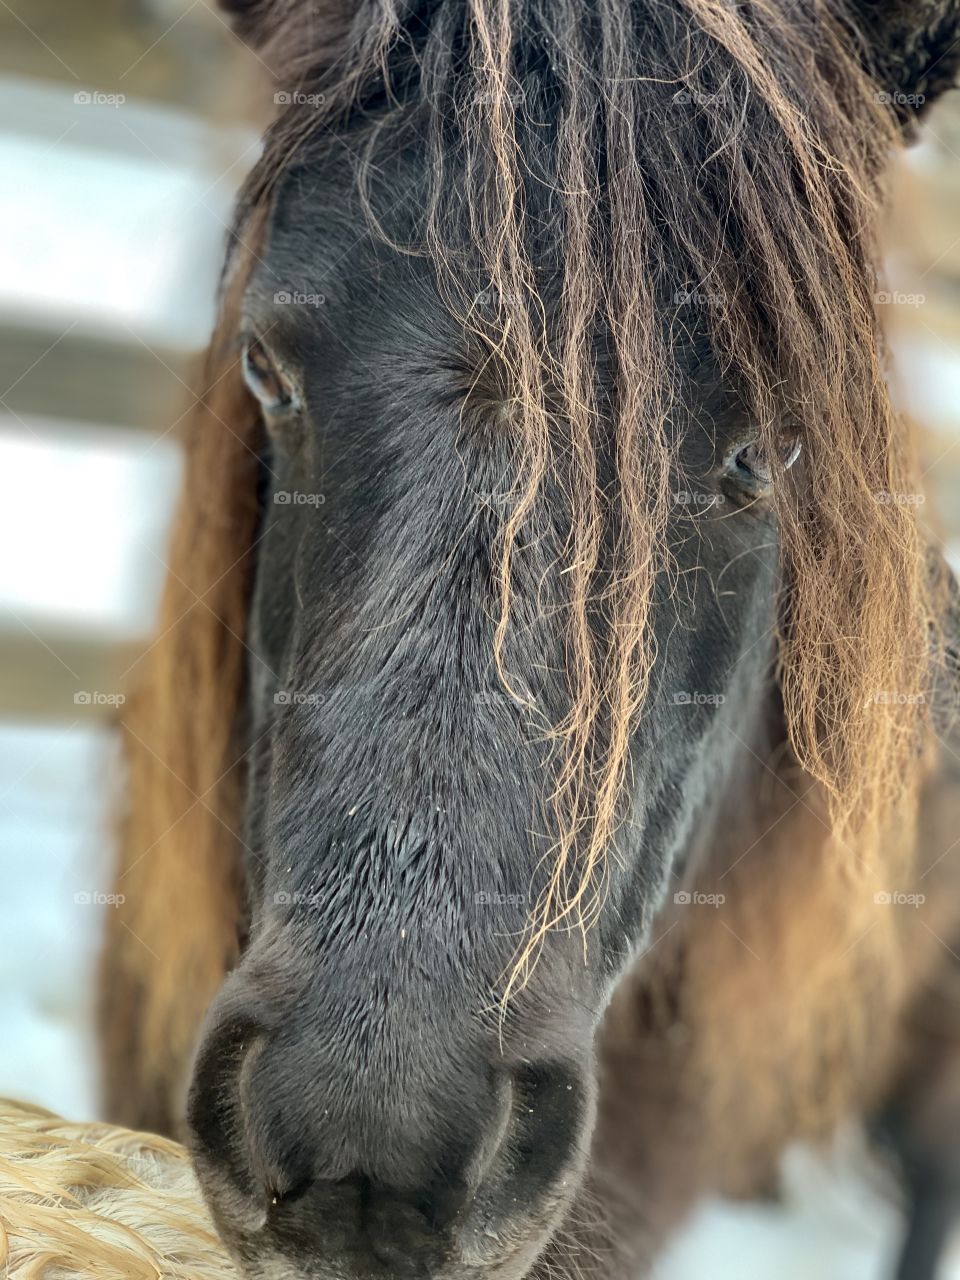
103, 0, 951, 1127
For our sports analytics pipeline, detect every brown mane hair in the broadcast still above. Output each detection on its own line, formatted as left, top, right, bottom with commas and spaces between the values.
103, 0, 945, 1125
100, 235, 266, 1132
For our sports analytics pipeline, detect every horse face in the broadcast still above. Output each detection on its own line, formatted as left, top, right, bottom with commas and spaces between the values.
187, 143, 783, 1278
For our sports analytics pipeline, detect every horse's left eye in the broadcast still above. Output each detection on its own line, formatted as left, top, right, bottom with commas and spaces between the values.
241, 338, 299, 416
732, 440, 772, 487
728, 429, 802, 495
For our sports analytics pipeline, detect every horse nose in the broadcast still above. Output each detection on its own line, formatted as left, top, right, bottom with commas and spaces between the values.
263, 1175, 464, 1278
187, 999, 509, 1268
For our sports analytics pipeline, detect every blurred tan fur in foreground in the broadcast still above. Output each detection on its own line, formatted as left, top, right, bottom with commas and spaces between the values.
0, 1098, 235, 1280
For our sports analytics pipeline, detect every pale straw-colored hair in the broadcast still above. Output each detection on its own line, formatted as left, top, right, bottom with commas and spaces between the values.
0, 1099, 235, 1280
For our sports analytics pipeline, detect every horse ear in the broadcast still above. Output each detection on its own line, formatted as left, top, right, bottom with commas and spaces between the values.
213, 0, 380, 100
846, 1, 960, 126
215, 0, 298, 45
214, 0, 362, 55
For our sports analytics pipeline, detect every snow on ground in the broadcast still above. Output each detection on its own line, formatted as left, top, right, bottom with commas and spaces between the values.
0, 721, 114, 1122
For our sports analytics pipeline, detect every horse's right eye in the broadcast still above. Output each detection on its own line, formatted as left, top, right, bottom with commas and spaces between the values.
242, 338, 300, 416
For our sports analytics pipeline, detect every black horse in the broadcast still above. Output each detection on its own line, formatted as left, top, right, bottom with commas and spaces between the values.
101, 2, 960, 1278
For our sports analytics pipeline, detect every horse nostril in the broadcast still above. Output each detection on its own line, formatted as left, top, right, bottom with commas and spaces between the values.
368, 1232, 431, 1279
418, 1178, 472, 1229
191, 1018, 485, 1228
187, 1011, 272, 1203
265, 1173, 314, 1210
255, 1173, 460, 1277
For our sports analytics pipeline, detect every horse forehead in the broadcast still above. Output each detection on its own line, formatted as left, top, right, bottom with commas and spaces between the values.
264, 148, 421, 265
